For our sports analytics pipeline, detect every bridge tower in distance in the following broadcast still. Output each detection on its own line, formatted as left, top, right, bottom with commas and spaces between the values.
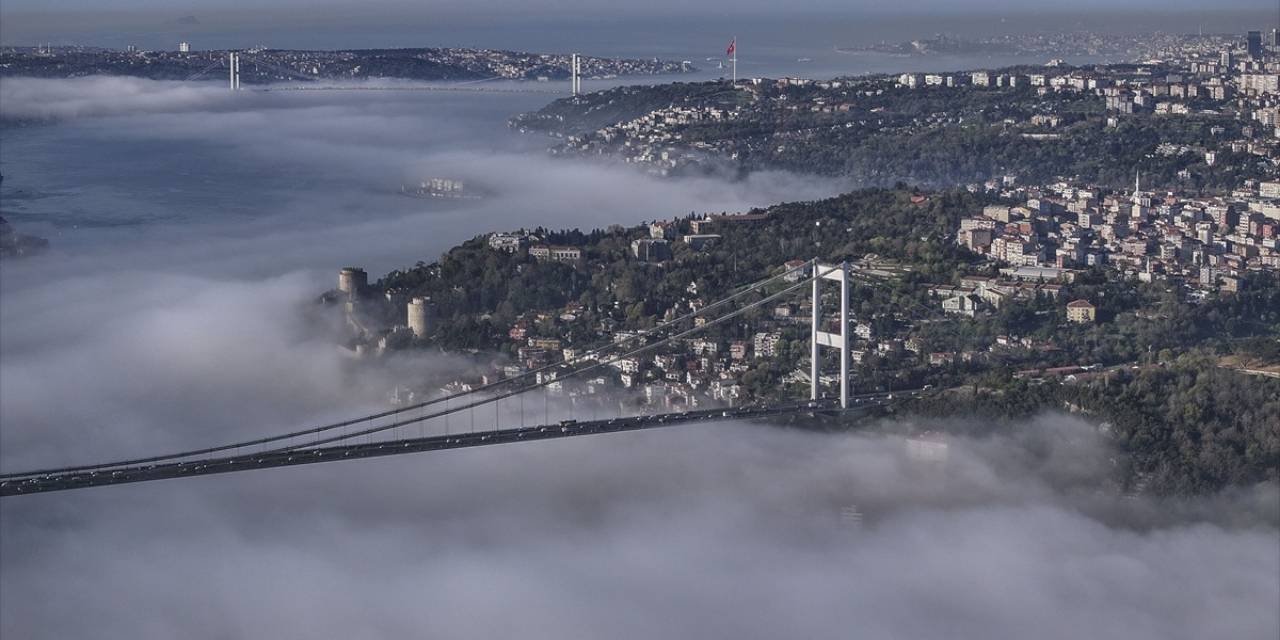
570, 53, 581, 96
810, 260, 852, 408
228, 52, 241, 90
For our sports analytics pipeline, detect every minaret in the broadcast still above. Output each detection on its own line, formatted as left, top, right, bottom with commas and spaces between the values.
731, 37, 737, 84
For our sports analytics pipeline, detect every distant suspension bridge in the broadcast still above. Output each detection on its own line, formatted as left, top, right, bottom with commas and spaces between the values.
1, 260, 924, 497
189, 51, 589, 95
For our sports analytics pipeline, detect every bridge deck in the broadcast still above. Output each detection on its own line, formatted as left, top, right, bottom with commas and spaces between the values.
255, 85, 563, 94
1, 396, 900, 496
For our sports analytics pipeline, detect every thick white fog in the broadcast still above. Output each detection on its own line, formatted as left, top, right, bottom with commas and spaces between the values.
1, 77, 1277, 639
1, 416, 1277, 639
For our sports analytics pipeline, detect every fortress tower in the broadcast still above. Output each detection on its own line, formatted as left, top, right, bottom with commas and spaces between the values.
408, 297, 434, 338
337, 267, 367, 297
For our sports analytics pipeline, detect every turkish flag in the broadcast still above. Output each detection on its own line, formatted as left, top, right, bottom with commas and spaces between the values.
726, 39, 736, 56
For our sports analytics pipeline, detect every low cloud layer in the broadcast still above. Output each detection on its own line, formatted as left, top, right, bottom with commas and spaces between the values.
1, 415, 1276, 639
0, 76, 242, 121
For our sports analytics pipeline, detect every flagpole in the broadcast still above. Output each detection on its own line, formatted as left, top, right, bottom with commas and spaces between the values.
732, 36, 737, 85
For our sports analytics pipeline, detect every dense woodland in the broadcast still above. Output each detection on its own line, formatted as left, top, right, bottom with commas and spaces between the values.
912, 357, 1280, 496
1071, 358, 1279, 495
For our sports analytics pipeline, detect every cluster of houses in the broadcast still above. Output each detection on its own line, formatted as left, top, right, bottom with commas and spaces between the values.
487, 213, 775, 268
957, 178, 1280, 295
497, 307, 794, 410
487, 232, 583, 262
899, 34, 1279, 135
558, 105, 738, 174
933, 270, 1087, 319
899, 35, 1280, 169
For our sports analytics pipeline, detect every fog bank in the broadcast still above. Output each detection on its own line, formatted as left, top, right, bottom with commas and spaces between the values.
1, 415, 1276, 639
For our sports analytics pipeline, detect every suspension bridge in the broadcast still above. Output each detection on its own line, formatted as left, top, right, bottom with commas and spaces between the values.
189, 51, 586, 95
0, 260, 921, 497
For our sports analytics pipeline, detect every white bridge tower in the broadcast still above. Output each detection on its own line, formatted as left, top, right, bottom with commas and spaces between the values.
570, 53, 581, 96
228, 52, 241, 91
810, 260, 852, 408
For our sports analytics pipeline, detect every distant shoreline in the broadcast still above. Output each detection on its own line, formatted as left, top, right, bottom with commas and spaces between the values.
0, 46, 697, 85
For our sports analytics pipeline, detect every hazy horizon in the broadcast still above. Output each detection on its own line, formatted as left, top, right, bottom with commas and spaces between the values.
2, 6, 1277, 52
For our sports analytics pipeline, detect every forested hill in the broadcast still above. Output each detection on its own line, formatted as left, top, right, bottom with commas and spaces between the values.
376, 187, 982, 341
511, 68, 1273, 192
363, 185, 1279, 496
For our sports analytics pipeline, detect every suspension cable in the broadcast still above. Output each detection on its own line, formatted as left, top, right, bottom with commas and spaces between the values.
261, 265, 839, 454
0, 260, 815, 479
183, 58, 225, 82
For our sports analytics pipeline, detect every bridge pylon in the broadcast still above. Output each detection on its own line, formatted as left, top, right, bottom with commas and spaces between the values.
229, 52, 241, 90
810, 260, 851, 408
570, 53, 581, 96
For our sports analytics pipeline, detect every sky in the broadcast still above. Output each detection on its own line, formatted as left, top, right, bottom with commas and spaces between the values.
3, 0, 1275, 12
1, 20, 1278, 639
2, 2, 1277, 51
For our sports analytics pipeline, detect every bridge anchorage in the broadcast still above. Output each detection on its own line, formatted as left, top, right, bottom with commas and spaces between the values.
0, 259, 921, 497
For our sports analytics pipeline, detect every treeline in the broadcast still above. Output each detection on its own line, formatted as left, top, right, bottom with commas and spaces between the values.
752, 114, 1256, 191
1069, 356, 1280, 495
908, 356, 1280, 496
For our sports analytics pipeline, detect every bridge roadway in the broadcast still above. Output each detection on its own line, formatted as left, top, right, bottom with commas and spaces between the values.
254, 85, 564, 94
0, 393, 909, 497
